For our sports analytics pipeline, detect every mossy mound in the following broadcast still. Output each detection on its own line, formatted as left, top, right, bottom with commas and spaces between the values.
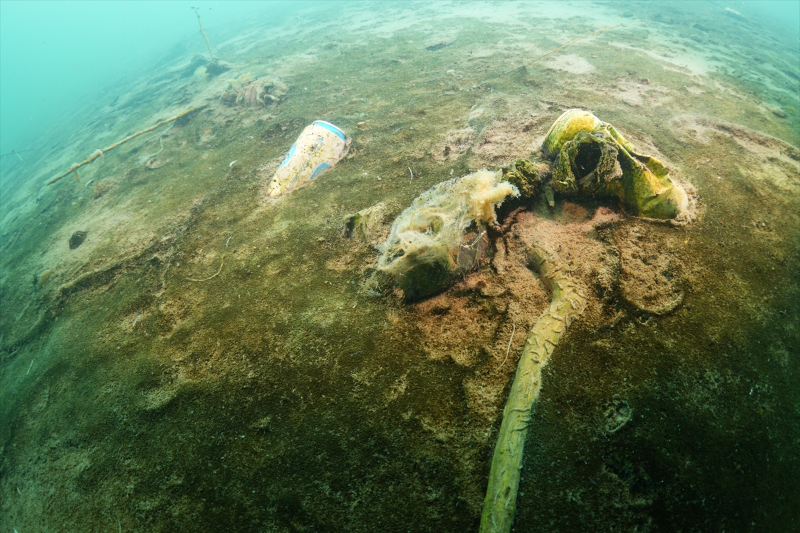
500, 159, 548, 198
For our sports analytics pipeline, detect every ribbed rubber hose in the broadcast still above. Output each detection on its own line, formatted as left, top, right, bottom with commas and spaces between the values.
479, 245, 587, 533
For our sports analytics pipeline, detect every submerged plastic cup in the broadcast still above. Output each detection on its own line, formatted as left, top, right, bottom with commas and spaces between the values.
268, 120, 348, 197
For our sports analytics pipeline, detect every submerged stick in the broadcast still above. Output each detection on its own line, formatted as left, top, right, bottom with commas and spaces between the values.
497, 319, 516, 371
192, 6, 216, 64
187, 254, 227, 282
47, 104, 208, 185
0, 148, 37, 160
479, 245, 587, 533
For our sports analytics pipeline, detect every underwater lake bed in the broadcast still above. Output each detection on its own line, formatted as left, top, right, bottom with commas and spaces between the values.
1, 2, 798, 532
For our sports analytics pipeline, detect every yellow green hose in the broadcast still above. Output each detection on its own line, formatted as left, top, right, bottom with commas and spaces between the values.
479, 245, 587, 533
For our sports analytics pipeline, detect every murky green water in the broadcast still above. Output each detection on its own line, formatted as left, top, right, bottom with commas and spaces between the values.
1, 2, 798, 531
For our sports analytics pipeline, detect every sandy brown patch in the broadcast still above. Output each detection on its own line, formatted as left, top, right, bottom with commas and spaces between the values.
542, 53, 595, 75
432, 127, 476, 162
405, 205, 628, 435
673, 115, 800, 189
413, 288, 499, 368
470, 114, 548, 167
617, 223, 684, 316
610, 78, 673, 108
510, 208, 621, 323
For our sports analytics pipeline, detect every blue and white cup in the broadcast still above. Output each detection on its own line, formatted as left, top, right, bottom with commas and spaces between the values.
268, 120, 348, 197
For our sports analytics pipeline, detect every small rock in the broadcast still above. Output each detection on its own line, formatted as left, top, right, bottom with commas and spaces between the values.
770, 107, 786, 118
604, 400, 633, 433
343, 203, 386, 241
37, 269, 53, 286
69, 231, 87, 249
145, 157, 165, 170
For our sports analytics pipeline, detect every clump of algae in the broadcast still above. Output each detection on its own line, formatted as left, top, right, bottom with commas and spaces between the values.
377, 170, 517, 276
375, 170, 517, 301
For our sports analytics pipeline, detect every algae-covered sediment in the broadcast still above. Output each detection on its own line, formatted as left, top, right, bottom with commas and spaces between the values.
1, 2, 799, 532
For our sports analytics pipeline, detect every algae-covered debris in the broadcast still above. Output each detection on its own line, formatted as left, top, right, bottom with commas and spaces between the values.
377, 109, 697, 532
192, 6, 216, 64
542, 109, 689, 220
343, 202, 386, 243
378, 170, 517, 275
221, 74, 288, 107
603, 400, 633, 434
375, 170, 518, 301
500, 158, 548, 198
46, 104, 208, 185
193, 65, 209, 81
480, 244, 588, 533
375, 110, 691, 302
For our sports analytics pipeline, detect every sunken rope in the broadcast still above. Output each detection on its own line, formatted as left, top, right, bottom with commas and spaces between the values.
46, 104, 208, 185
186, 254, 227, 282
479, 245, 587, 533
192, 6, 216, 64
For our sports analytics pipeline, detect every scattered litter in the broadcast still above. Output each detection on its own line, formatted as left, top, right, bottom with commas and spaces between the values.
229, 160, 238, 168
267, 121, 348, 197
543, 109, 689, 220
376, 170, 517, 301
47, 106, 204, 185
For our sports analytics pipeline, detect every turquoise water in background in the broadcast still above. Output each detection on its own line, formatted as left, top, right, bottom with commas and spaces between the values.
0, 1, 302, 178
1, 1, 798, 172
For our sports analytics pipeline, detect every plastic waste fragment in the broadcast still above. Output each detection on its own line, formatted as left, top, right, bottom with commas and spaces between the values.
268, 121, 348, 198
542, 109, 688, 219
479, 245, 587, 533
